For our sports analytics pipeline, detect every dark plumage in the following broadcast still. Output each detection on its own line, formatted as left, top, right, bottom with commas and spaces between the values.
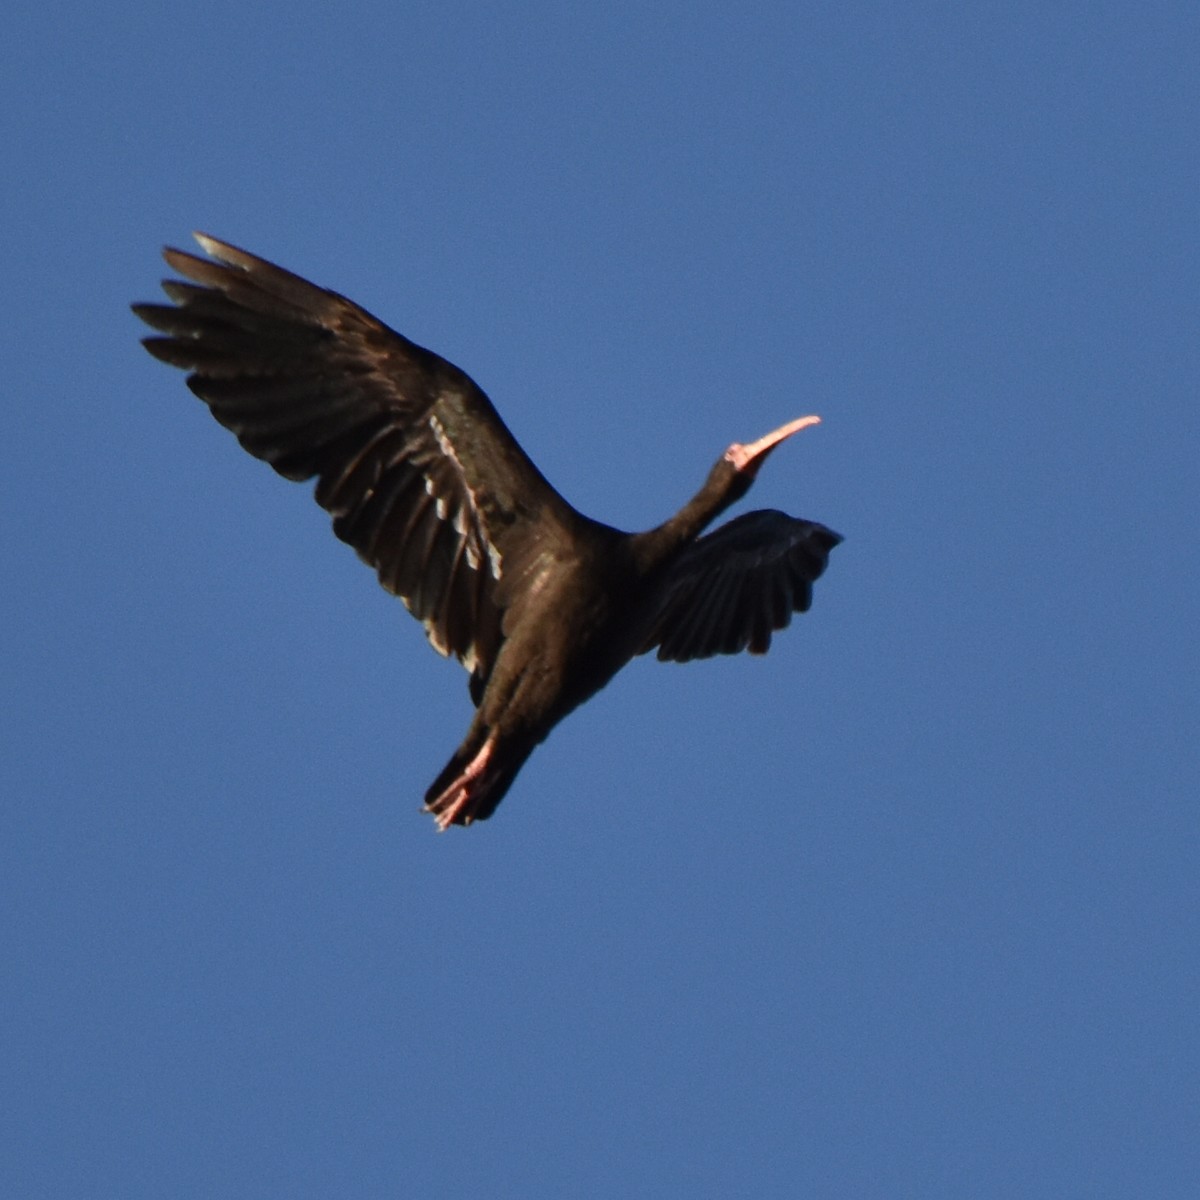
133, 234, 841, 828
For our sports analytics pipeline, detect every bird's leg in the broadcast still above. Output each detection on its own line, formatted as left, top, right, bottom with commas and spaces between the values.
424, 733, 499, 830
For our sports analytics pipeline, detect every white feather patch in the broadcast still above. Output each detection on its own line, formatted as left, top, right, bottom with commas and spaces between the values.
428, 412, 502, 579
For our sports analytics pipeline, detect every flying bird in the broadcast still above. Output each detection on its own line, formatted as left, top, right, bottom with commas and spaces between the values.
133, 235, 841, 829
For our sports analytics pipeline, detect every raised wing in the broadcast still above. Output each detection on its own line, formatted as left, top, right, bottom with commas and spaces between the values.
640, 509, 841, 662
133, 234, 578, 701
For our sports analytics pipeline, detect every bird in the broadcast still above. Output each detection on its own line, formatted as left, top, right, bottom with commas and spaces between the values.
133, 234, 842, 830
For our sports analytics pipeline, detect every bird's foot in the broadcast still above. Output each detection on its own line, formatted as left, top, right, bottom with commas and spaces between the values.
424, 735, 498, 831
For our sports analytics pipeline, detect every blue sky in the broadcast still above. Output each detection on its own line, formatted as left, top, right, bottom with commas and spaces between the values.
3, 2, 1196, 1196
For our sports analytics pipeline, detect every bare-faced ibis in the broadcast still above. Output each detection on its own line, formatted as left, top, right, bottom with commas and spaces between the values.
133, 235, 842, 829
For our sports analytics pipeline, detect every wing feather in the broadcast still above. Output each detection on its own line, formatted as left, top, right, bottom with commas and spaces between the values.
134, 234, 579, 693
641, 509, 841, 663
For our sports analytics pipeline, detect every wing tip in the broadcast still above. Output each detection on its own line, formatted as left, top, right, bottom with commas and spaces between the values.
191, 232, 252, 270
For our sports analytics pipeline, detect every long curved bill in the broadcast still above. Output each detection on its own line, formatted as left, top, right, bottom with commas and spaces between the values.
728, 415, 821, 473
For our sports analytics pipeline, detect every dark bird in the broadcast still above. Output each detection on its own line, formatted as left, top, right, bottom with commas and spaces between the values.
133, 235, 841, 829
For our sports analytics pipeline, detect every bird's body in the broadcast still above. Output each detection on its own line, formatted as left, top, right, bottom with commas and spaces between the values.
134, 235, 841, 828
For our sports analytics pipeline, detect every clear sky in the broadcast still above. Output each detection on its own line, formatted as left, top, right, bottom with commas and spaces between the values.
3, 2, 1196, 1196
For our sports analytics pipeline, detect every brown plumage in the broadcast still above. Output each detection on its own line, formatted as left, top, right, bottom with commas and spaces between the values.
133, 234, 841, 829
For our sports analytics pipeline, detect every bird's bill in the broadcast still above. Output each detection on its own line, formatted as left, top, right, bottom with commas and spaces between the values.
727, 415, 821, 473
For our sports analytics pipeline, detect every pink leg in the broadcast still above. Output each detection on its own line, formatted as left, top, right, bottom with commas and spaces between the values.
424, 734, 498, 831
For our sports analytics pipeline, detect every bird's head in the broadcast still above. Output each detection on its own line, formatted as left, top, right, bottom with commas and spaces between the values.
724, 414, 822, 478
715, 414, 821, 505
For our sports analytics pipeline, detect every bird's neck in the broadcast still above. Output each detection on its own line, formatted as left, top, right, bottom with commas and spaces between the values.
630, 460, 744, 571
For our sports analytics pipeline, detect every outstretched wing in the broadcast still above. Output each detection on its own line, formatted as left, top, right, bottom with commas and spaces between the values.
133, 234, 578, 701
640, 509, 841, 662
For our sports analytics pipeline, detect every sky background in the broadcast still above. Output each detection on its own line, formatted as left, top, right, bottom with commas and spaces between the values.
3, 2, 1197, 1196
